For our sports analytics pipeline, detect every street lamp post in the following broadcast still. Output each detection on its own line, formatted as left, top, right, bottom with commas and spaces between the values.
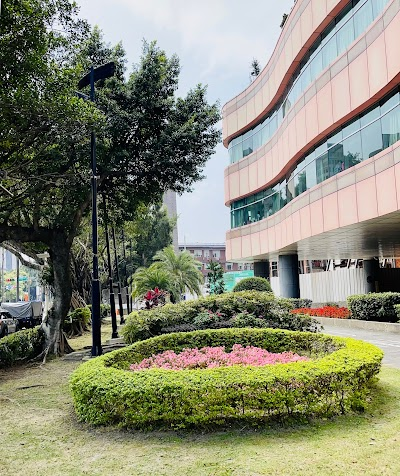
78, 62, 116, 357
102, 195, 118, 339
111, 227, 125, 325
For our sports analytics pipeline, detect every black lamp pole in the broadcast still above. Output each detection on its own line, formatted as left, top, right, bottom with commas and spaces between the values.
102, 195, 118, 339
78, 62, 116, 357
112, 227, 125, 325
121, 229, 131, 315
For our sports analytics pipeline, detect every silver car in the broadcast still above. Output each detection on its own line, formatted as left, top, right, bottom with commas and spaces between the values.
0, 311, 19, 338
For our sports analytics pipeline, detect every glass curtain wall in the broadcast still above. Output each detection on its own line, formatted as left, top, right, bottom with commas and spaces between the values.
228, 0, 389, 164
231, 89, 400, 229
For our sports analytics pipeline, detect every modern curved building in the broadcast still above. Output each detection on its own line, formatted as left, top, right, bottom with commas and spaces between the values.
223, 0, 400, 301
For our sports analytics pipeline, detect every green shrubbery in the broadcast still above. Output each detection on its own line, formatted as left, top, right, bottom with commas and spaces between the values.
233, 277, 272, 293
64, 307, 91, 338
122, 291, 320, 344
347, 292, 400, 322
70, 327, 383, 429
0, 326, 45, 368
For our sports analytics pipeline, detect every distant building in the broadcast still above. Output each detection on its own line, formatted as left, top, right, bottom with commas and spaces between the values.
179, 243, 253, 279
163, 191, 179, 252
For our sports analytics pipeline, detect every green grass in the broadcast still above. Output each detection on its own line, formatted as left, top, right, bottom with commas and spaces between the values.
0, 356, 399, 475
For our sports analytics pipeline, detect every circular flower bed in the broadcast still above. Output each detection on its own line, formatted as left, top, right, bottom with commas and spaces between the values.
70, 328, 383, 429
130, 344, 309, 371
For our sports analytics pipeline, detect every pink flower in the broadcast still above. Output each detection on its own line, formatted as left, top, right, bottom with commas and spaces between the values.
129, 345, 308, 371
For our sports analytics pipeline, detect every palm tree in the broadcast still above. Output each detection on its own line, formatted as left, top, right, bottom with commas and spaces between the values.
131, 266, 171, 299
152, 246, 203, 301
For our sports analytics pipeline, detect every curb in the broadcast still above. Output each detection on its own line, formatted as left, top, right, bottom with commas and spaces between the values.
314, 316, 400, 334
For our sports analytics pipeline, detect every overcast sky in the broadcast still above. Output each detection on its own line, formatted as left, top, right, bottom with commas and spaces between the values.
76, 0, 294, 244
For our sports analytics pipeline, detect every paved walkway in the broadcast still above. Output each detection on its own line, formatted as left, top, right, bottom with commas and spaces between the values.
322, 323, 400, 368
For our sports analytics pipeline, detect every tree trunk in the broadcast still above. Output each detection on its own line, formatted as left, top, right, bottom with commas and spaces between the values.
42, 233, 73, 357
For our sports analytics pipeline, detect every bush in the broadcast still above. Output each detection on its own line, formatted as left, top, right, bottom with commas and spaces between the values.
0, 326, 45, 368
233, 277, 272, 293
292, 307, 351, 319
64, 307, 91, 338
347, 293, 400, 322
122, 291, 320, 344
280, 298, 313, 309
70, 327, 383, 429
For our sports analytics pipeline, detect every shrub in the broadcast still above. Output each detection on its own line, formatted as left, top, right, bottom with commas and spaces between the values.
122, 291, 320, 344
394, 304, 400, 320
70, 327, 383, 429
64, 307, 91, 338
233, 277, 272, 293
292, 306, 351, 319
0, 326, 45, 368
347, 292, 400, 322
279, 298, 313, 309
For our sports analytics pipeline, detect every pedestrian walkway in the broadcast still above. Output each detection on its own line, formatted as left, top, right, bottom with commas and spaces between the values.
322, 323, 400, 368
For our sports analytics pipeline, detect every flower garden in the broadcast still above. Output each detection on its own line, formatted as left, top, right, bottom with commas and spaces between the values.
70, 291, 383, 430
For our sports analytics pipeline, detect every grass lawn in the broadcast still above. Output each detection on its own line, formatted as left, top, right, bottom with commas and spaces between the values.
0, 330, 399, 476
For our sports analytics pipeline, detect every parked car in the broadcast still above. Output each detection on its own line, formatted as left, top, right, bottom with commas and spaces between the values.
0, 310, 19, 338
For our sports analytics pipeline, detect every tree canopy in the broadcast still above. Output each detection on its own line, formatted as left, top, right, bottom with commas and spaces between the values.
0, 0, 221, 354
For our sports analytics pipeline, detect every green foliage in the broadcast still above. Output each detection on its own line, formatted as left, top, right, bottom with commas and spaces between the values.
0, 326, 45, 368
347, 293, 400, 322
152, 246, 204, 301
64, 306, 91, 338
122, 291, 319, 344
279, 298, 313, 309
131, 266, 171, 299
206, 260, 225, 295
70, 328, 383, 429
233, 277, 272, 293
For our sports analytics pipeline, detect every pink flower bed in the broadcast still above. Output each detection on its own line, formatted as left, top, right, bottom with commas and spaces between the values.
130, 344, 309, 371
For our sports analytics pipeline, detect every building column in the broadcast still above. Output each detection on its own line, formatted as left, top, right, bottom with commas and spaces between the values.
363, 259, 379, 293
278, 254, 300, 298
254, 261, 269, 279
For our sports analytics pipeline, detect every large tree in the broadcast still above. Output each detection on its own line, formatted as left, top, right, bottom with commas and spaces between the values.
0, 1, 220, 355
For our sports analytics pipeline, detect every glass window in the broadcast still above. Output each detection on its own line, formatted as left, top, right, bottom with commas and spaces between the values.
372, 0, 389, 18
342, 117, 361, 139
315, 141, 328, 159
336, 14, 354, 54
310, 49, 323, 82
361, 118, 383, 159
381, 104, 400, 148
242, 132, 253, 157
329, 142, 345, 176
300, 64, 312, 92
360, 106, 380, 127
294, 168, 307, 196
280, 180, 287, 208
316, 150, 329, 183
381, 91, 400, 115
322, 36, 338, 70
342, 130, 363, 167
327, 129, 343, 147
306, 161, 317, 189
354, 0, 373, 38
286, 173, 295, 202
305, 149, 315, 166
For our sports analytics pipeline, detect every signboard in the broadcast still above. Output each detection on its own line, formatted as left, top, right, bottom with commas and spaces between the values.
223, 270, 254, 292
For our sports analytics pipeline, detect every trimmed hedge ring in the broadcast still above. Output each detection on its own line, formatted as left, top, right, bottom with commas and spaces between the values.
70, 328, 383, 429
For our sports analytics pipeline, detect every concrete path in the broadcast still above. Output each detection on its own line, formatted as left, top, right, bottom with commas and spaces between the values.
321, 323, 400, 368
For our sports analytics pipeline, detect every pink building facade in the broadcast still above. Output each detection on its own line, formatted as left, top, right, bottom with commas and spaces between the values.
223, 0, 400, 299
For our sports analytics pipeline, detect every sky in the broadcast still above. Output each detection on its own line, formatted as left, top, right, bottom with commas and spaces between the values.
76, 0, 294, 244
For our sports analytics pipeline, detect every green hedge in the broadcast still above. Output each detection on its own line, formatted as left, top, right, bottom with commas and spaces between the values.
0, 326, 45, 368
122, 291, 319, 344
347, 292, 400, 322
70, 328, 383, 429
233, 277, 272, 293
